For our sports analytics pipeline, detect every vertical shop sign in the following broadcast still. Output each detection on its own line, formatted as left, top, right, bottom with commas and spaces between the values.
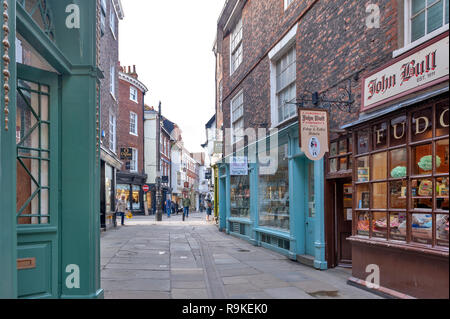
298, 108, 330, 161
230, 156, 248, 176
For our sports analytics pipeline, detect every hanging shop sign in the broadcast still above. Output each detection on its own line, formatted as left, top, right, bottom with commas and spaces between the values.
362, 34, 449, 111
205, 169, 212, 180
298, 108, 330, 161
230, 156, 248, 176
120, 148, 133, 160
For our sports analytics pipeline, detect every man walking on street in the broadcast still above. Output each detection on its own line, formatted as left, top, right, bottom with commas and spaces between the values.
183, 195, 191, 220
115, 195, 127, 226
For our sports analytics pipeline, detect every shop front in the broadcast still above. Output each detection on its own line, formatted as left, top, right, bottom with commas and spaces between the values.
116, 171, 147, 215
343, 33, 449, 299
218, 123, 328, 269
101, 147, 122, 230
1, 1, 102, 299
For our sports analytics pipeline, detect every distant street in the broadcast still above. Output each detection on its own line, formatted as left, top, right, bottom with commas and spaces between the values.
100, 213, 382, 299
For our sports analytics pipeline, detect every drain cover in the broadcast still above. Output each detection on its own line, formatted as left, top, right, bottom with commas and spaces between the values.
237, 249, 250, 253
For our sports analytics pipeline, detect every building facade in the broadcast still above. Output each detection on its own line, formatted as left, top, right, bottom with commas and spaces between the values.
214, 0, 448, 298
99, 0, 124, 230
116, 65, 148, 215
1, 0, 102, 298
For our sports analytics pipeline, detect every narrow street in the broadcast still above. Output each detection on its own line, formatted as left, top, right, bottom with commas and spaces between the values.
100, 213, 381, 299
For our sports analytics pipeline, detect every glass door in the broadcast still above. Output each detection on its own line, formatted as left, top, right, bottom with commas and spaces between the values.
16, 63, 59, 298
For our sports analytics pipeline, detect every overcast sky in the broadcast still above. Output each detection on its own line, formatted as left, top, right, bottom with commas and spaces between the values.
119, 0, 225, 154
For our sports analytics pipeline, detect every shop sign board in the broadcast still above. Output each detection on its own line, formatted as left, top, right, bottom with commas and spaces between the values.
214, 141, 223, 154
120, 148, 133, 160
362, 35, 449, 111
298, 108, 329, 161
230, 156, 248, 176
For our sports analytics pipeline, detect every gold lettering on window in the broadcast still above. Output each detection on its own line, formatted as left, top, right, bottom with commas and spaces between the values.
440, 109, 449, 128
415, 116, 429, 135
376, 129, 385, 144
392, 122, 406, 140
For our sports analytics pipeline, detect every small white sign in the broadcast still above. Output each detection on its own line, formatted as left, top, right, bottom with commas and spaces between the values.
230, 156, 248, 176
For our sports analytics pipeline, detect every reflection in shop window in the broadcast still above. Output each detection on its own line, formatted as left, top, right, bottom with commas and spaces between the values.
230, 175, 250, 218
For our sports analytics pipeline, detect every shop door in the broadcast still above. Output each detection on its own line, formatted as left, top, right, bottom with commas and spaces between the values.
336, 180, 352, 266
16, 64, 60, 298
305, 162, 315, 256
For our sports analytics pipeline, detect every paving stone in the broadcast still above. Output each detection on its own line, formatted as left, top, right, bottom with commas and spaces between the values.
101, 269, 170, 280
102, 279, 170, 292
224, 283, 261, 296
171, 281, 207, 289
171, 289, 208, 299
264, 287, 315, 299
291, 280, 340, 294
104, 291, 171, 299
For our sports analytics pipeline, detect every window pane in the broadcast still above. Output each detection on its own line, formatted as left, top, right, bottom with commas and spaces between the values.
411, 214, 433, 245
339, 139, 348, 154
373, 152, 387, 180
357, 156, 370, 182
412, 0, 426, 14
411, 12, 426, 42
330, 142, 338, 156
412, 178, 433, 209
436, 139, 449, 174
436, 214, 449, 247
372, 212, 388, 239
436, 177, 449, 210
427, 1, 443, 33
357, 184, 370, 209
446, 0, 449, 23
373, 122, 388, 150
391, 212, 407, 241
390, 180, 407, 209
329, 158, 338, 173
436, 101, 449, 137
373, 182, 387, 209
412, 144, 433, 175
340, 157, 348, 171
357, 212, 370, 236
390, 115, 407, 146
230, 175, 250, 218
412, 108, 432, 142
357, 129, 370, 154
390, 148, 407, 178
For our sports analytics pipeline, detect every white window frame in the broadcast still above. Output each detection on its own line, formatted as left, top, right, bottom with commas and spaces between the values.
110, 0, 117, 39
230, 90, 244, 144
130, 112, 138, 136
130, 148, 138, 172
230, 17, 243, 75
269, 24, 297, 128
394, 0, 449, 57
109, 113, 116, 153
110, 65, 115, 98
130, 86, 138, 103
284, 0, 294, 10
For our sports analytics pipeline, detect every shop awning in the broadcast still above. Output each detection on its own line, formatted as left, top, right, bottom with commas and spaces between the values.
341, 86, 449, 130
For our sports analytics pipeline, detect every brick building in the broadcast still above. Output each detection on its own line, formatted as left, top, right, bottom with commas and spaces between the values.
99, 0, 124, 230
215, 0, 448, 298
116, 65, 149, 215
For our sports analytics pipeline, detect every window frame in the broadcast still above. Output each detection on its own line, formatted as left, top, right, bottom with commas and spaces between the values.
130, 148, 138, 172
130, 86, 138, 103
110, 65, 115, 98
109, 113, 116, 154
230, 90, 245, 144
130, 111, 138, 136
110, 0, 117, 39
230, 17, 243, 75
275, 46, 297, 124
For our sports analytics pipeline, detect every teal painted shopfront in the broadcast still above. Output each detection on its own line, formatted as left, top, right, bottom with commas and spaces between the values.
1, 0, 102, 298
218, 122, 328, 270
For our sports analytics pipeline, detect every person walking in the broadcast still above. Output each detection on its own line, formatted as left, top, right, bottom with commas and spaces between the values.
115, 195, 127, 226
206, 195, 213, 222
182, 196, 191, 220
166, 198, 172, 218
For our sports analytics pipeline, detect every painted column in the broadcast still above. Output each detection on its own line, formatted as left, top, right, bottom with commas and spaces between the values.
313, 158, 328, 270
0, 0, 17, 299
249, 161, 258, 245
50, 0, 103, 298
218, 164, 227, 231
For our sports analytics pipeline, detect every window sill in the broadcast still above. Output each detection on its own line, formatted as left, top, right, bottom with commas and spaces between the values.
129, 132, 138, 137
393, 25, 449, 58
110, 92, 117, 101
110, 26, 117, 40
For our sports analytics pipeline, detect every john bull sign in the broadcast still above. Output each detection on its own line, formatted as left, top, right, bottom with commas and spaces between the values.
298, 108, 329, 161
362, 34, 449, 111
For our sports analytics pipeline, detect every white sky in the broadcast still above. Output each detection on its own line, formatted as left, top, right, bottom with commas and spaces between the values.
119, 0, 226, 154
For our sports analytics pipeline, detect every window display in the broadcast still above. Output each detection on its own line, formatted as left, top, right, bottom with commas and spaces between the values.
117, 184, 131, 210
258, 143, 290, 231
132, 185, 140, 210
352, 100, 449, 248
328, 136, 352, 174
105, 165, 113, 213
230, 175, 250, 218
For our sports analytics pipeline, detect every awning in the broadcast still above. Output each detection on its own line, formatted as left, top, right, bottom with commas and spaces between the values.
341, 86, 449, 130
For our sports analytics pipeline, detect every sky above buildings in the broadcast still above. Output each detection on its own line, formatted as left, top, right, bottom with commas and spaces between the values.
119, 0, 225, 154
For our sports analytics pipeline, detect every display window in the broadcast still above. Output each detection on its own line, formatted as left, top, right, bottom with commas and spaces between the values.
105, 165, 114, 213
230, 175, 250, 218
258, 143, 290, 231
132, 185, 141, 210
116, 184, 131, 210
352, 98, 449, 248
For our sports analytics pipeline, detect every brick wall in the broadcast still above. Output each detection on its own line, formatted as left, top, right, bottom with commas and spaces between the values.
218, 0, 400, 143
117, 74, 145, 173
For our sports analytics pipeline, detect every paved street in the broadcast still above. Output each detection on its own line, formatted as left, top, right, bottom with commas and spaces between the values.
100, 212, 382, 299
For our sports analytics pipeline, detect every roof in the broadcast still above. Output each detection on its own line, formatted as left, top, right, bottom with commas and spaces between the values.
205, 115, 216, 129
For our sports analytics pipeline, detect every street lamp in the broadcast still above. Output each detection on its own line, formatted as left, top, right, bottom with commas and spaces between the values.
156, 101, 163, 222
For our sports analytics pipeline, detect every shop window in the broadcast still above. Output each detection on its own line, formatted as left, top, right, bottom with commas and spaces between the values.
105, 165, 114, 213
258, 143, 290, 231
230, 175, 250, 219
352, 100, 449, 248
373, 122, 388, 150
18, 0, 55, 41
131, 185, 140, 210
116, 184, 130, 210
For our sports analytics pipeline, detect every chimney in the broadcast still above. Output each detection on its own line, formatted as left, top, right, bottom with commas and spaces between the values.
130, 65, 138, 79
